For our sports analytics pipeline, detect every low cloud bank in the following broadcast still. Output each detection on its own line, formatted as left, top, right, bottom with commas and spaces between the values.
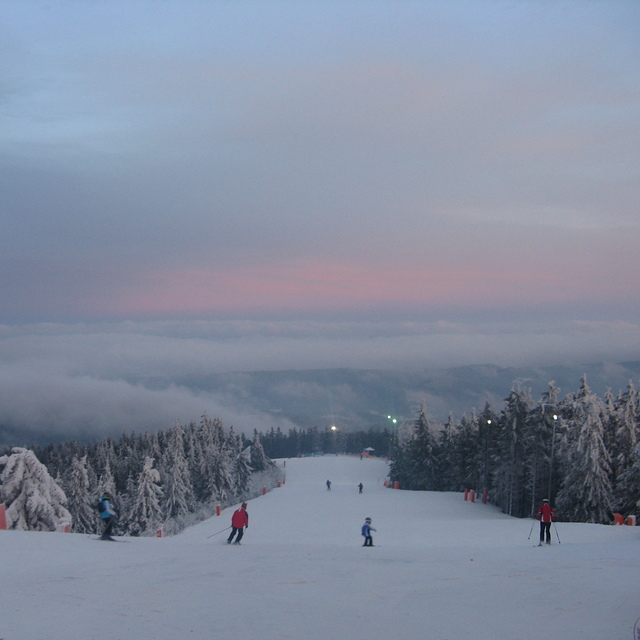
1, 318, 639, 443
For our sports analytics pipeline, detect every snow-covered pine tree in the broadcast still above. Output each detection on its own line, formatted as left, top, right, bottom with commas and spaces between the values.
228, 426, 251, 499
405, 401, 437, 491
611, 382, 638, 482
388, 421, 412, 489
452, 413, 480, 492
161, 422, 195, 519
197, 415, 234, 503
64, 454, 97, 534
556, 377, 613, 524
126, 456, 164, 536
0, 447, 72, 531
613, 436, 640, 516
435, 413, 459, 491
97, 458, 117, 502
250, 429, 269, 472
492, 388, 534, 517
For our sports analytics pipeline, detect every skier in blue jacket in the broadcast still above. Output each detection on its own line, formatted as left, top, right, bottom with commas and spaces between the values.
361, 517, 376, 547
98, 492, 117, 540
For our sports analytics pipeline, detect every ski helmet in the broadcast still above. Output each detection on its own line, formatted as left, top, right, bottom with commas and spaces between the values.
365, 517, 371, 522
542, 498, 549, 503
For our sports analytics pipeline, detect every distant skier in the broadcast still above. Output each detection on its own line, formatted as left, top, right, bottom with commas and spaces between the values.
361, 517, 376, 547
326, 479, 332, 491
536, 498, 555, 545
97, 492, 117, 541
227, 503, 249, 545
358, 483, 363, 494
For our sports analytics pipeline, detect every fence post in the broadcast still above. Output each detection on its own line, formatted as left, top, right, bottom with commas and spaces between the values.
262, 486, 267, 495
469, 490, 476, 503
463, 489, 469, 501
0, 503, 6, 530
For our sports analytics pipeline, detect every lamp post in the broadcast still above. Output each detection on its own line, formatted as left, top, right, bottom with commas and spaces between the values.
482, 419, 491, 503
548, 414, 558, 501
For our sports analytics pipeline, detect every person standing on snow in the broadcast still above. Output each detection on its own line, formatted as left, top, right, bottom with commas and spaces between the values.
536, 498, 555, 545
361, 517, 376, 546
98, 492, 117, 540
326, 479, 332, 491
358, 483, 363, 494
227, 502, 249, 545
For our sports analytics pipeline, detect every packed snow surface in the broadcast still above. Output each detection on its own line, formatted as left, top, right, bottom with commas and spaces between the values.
2, 455, 639, 639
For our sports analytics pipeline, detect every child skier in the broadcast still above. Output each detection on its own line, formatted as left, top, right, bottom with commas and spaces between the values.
361, 517, 376, 547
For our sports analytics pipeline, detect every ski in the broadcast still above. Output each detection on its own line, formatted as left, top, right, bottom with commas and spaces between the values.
94, 536, 128, 543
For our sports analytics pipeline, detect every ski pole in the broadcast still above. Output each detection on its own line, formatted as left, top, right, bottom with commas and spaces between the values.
527, 519, 535, 540
207, 526, 231, 539
553, 521, 561, 544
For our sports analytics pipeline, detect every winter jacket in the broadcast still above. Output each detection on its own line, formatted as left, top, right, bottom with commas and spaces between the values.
99, 497, 116, 519
361, 523, 376, 537
536, 503, 555, 523
231, 507, 249, 528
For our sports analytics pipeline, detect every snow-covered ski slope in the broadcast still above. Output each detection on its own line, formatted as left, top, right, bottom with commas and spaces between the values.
2, 455, 639, 640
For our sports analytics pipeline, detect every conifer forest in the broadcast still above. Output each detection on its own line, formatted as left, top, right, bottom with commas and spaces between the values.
1, 374, 639, 533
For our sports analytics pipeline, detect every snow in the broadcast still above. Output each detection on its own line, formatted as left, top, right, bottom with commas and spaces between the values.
2, 455, 639, 640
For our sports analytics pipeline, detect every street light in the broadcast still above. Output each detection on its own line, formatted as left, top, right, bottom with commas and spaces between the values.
483, 419, 491, 504
548, 414, 558, 501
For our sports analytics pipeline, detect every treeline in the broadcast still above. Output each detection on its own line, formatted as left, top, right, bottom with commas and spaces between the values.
0, 414, 282, 536
259, 426, 393, 459
389, 375, 639, 524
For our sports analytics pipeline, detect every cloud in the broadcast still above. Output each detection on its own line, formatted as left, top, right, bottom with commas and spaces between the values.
1, 318, 640, 441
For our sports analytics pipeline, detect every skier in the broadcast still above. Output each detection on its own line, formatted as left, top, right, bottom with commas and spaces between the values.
97, 492, 117, 541
536, 498, 555, 545
358, 483, 363, 494
361, 517, 376, 547
326, 479, 332, 491
227, 502, 249, 545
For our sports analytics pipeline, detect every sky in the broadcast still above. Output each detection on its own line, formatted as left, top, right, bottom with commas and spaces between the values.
1, 1, 640, 438
2, 455, 639, 640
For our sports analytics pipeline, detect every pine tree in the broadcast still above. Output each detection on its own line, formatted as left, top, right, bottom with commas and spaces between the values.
228, 427, 252, 499
64, 455, 97, 534
126, 456, 164, 536
435, 413, 459, 491
492, 388, 534, 517
0, 448, 72, 531
406, 401, 437, 491
388, 422, 412, 489
161, 422, 195, 519
613, 440, 640, 516
556, 377, 613, 523
612, 382, 638, 482
250, 430, 269, 472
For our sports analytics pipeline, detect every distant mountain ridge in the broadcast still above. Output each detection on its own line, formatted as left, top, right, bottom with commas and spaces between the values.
171, 360, 640, 430
4, 361, 639, 446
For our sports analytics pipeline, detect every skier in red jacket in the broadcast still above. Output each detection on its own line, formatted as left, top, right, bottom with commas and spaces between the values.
227, 503, 249, 545
536, 498, 555, 545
